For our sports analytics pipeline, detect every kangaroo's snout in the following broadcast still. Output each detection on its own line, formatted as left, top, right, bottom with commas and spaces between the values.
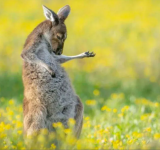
56, 47, 63, 55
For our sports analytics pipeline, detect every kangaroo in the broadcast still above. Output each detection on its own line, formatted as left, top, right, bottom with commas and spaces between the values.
21, 5, 95, 139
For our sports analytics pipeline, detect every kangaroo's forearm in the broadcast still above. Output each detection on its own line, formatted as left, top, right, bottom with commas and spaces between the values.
53, 51, 95, 64
55, 55, 84, 64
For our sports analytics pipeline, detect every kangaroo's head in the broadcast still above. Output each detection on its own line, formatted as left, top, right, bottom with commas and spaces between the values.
43, 5, 70, 55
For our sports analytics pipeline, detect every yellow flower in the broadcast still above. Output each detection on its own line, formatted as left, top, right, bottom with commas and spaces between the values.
127, 139, 135, 145
142, 140, 146, 145
113, 108, 117, 113
68, 118, 76, 125
121, 106, 129, 113
154, 102, 159, 107
118, 113, 123, 117
132, 131, 142, 138
17, 142, 23, 147
111, 93, 118, 99
93, 89, 100, 96
52, 122, 63, 128
140, 114, 150, 121
144, 127, 151, 132
101, 105, 112, 112
87, 134, 92, 138
8, 99, 14, 105
8, 111, 14, 116
111, 93, 124, 100
40, 128, 49, 135
5, 124, 11, 130
154, 133, 160, 139
50, 143, 56, 149
16, 121, 22, 128
101, 105, 107, 111
0, 133, 7, 139
64, 128, 71, 134
94, 124, 101, 129
126, 134, 130, 138
84, 116, 90, 121
85, 100, 96, 106
3, 145, 8, 149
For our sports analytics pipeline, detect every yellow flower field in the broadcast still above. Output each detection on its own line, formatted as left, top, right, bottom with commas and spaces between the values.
1, 0, 160, 149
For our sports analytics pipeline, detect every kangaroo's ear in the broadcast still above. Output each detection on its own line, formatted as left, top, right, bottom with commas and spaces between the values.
42, 5, 59, 25
57, 5, 70, 22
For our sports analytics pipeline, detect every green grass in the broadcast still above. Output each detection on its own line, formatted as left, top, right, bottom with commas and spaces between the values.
1, 71, 160, 149
0, 71, 160, 114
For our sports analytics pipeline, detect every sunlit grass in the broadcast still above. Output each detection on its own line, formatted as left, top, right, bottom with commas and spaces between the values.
1, 96, 160, 149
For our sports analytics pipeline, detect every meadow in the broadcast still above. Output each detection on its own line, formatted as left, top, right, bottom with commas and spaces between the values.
1, 0, 160, 149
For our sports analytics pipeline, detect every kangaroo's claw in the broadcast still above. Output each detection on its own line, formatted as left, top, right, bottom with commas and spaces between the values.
85, 51, 96, 57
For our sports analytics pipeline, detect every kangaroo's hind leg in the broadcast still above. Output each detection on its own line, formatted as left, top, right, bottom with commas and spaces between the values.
23, 101, 47, 136
74, 96, 84, 138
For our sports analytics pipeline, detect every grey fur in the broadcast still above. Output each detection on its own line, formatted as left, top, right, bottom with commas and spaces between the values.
21, 5, 95, 139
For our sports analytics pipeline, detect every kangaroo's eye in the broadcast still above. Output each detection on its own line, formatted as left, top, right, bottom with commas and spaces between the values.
57, 35, 61, 40
56, 33, 62, 40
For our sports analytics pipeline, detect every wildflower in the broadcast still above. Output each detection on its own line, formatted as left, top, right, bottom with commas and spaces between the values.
101, 105, 112, 112
142, 140, 146, 145
154, 133, 160, 139
113, 108, 117, 113
53, 122, 63, 128
85, 100, 96, 106
40, 128, 49, 135
154, 102, 159, 107
64, 128, 71, 134
16, 121, 22, 128
0, 133, 7, 139
3, 145, 8, 149
93, 89, 100, 96
127, 139, 135, 145
118, 113, 123, 117
8, 110, 14, 116
84, 116, 90, 120
101, 105, 107, 111
94, 124, 101, 129
5, 124, 11, 130
140, 114, 150, 121
126, 134, 130, 138
111, 93, 124, 100
50, 143, 56, 149
121, 106, 129, 113
111, 93, 118, 99
68, 118, 76, 125
87, 134, 92, 138
9, 99, 14, 105
144, 127, 151, 132
132, 131, 142, 138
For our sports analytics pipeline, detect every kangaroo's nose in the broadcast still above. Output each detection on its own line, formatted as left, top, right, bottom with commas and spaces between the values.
57, 52, 61, 55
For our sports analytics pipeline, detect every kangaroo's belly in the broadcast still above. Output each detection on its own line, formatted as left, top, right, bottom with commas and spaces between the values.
22, 61, 77, 124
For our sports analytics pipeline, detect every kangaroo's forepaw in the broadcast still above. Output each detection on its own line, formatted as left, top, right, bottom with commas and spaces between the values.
85, 51, 96, 57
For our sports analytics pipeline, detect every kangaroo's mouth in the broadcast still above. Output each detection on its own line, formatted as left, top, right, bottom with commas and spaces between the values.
53, 47, 63, 55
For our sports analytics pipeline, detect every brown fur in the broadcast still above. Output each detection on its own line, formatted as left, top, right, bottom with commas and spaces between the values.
21, 5, 85, 139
